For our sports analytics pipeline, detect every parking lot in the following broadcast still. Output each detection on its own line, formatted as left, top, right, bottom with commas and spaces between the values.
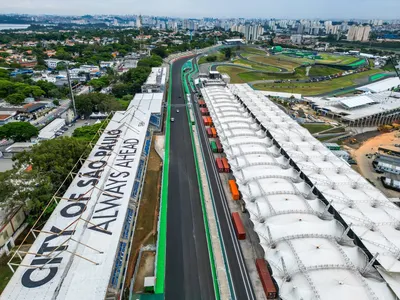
59, 119, 98, 137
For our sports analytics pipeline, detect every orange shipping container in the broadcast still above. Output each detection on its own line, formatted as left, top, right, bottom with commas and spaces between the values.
211, 127, 217, 138
208, 117, 213, 126
228, 179, 239, 200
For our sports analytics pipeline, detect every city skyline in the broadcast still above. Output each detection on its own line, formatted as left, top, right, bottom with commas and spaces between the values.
2, 0, 400, 20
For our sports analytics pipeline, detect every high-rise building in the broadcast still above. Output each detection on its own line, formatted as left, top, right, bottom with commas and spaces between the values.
136, 15, 142, 29
244, 24, 262, 41
347, 25, 371, 42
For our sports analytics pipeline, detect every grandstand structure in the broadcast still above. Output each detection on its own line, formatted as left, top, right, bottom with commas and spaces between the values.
201, 83, 400, 300
2, 98, 162, 299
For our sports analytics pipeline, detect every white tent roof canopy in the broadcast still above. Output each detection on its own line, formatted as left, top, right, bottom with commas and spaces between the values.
201, 83, 399, 300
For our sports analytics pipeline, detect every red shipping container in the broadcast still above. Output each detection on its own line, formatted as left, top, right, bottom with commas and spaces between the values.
202, 116, 208, 126
215, 139, 223, 153
198, 100, 206, 107
232, 212, 246, 240
200, 108, 209, 116
256, 259, 277, 299
206, 128, 213, 138
215, 158, 224, 173
221, 157, 230, 173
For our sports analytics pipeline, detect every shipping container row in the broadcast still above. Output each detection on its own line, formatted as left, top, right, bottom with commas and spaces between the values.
231, 212, 246, 240
256, 259, 277, 299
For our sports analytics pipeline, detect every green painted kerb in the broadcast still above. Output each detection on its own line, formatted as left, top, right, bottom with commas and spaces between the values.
182, 61, 220, 300
154, 66, 172, 294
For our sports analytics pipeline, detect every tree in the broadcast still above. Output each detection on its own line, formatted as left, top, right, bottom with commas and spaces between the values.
13, 137, 89, 188
49, 88, 63, 99
0, 79, 14, 98
151, 47, 167, 58
0, 137, 90, 224
5, 93, 25, 105
0, 122, 39, 142
220, 47, 232, 59
75, 93, 123, 117
137, 55, 163, 68
112, 83, 133, 98
88, 77, 109, 91
53, 99, 60, 106
206, 56, 217, 62
72, 122, 105, 142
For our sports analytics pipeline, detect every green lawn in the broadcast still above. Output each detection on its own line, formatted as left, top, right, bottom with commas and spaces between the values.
0, 255, 13, 294
316, 53, 359, 65
240, 47, 267, 55
216, 66, 247, 83
233, 59, 282, 72
302, 123, 333, 134
254, 69, 382, 96
248, 55, 304, 71
309, 65, 342, 77
217, 64, 308, 83
198, 51, 226, 65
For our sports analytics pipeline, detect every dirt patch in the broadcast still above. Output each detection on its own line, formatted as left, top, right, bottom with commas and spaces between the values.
133, 251, 156, 293
124, 138, 162, 291
352, 131, 400, 198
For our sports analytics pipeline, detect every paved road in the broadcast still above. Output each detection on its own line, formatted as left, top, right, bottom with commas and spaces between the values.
165, 57, 214, 300
187, 68, 256, 300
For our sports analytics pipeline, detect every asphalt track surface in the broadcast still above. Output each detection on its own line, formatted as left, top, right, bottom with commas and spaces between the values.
187, 68, 256, 299
165, 57, 214, 300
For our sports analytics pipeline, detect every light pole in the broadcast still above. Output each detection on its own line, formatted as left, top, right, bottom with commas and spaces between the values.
66, 62, 77, 118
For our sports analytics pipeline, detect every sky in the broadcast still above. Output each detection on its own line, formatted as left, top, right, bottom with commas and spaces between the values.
2, 0, 400, 19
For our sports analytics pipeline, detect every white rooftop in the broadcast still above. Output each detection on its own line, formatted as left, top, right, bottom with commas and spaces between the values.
306, 91, 400, 121
38, 118, 65, 139
356, 77, 400, 93
2, 109, 150, 300
201, 83, 399, 300
143, 67, 167, 86
339, 95, 376, 109
127, 93, 163, 114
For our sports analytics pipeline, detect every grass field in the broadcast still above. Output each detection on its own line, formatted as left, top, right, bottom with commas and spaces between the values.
316, 53, 360, 65
309, 65, 342, 77
0, 255, 13, 294
254, 69, 382, 96
217, 64, 308, 83
233, 59, 282, 72
302, 123, 333, 134
216, 66, 247, 83
248, 55, 304, 71
198, 51, 226, 64
240, 46, 267, 55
